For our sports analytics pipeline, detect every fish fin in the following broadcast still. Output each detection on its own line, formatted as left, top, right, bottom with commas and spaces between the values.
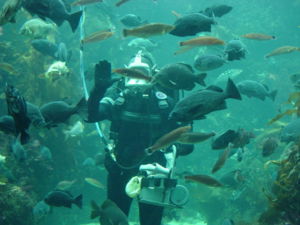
90, 200, 101, 219
206, 85, 223, 92
225, 78, 242, 100
195, 73, 207, 86
68, 10, 83, 32
73, 194, 83, 209
269, 90, 277, 101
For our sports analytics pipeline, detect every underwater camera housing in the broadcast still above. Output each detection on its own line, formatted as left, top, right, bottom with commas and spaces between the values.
137, 146, 189, 208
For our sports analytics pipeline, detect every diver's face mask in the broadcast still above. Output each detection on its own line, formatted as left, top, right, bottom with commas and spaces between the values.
125, 51, 153, 93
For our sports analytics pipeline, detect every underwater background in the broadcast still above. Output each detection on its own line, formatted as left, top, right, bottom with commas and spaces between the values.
0, 0, 300, 225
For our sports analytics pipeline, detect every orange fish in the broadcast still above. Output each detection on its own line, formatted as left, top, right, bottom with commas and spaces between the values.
113, 68, 152, 82
123, 23, 175, 38
265, 45, 300, 58
184, 174, 223, 187
180, 36, 225, 47
145, 126, 191, 154
241, 33, 276, 40
211, 144, 231, 174
178, 132, 215, 144
81, 29, 113, 44
115, 0, 130, 7
71, 0, 102, 6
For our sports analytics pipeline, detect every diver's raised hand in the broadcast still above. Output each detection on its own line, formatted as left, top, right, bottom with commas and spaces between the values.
94, 60, 117, 89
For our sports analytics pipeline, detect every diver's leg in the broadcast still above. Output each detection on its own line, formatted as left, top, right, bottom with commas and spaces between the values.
139, 202, 164, 225
106, 170, 133, 216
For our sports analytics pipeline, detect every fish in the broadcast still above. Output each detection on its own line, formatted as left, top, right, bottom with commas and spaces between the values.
5, 84, 31, 145
184, 174, 223, 187
64, 121, 84, 138
180, 36, 225, 47
45, 61, 70, 81
219, 170, 245, 189
44, 190, 83, 208
169, 78, 242, 122
194, 54, 226, 71
237, 80, 277, 101
10, 135, 27, 161
145, 126, 191, 154
127, 38, 157, 52
265, 46, 300, 58
215, 69, 243, 84
90, 199, 129, 225
81, 29, 114, 44
22, 0, 83, 32
85, 177, 105, 189
71, 0, 102, 6
56, 180, 77, 190
123, 23, 175, 38
241, 33, 276, 40
19, 18, 57, 39
0, 62, 17, 75
200, 5, 233, 18
169, 13, 216, 37
211, 144, 232, 174
31, 39, 68, 62
0, 0, 23, 25
224, 40, 247, 61
26, 102, 47, 128
113, 68, 152, 82
262, 137, 279, 157
115, 0, 131, 7
211, 129, 237, 150
0, 115, 16, 135
40, 98, 85, 127
120, 14, 147, 27
280, 118, 300, 143
152, 63, 206, 90
177, 131, 215, 144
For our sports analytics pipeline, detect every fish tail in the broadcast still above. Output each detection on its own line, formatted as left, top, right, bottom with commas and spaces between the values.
123, 29, 129, 37
73, 194, 83, 209
195, 73, 207, 86
90, 200, 101, 219
68, 10, 83, 32
225, 78, 242, 100
269, 90, 277, 101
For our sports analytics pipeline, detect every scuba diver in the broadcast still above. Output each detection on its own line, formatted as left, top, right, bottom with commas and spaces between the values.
86, 50, 193, 225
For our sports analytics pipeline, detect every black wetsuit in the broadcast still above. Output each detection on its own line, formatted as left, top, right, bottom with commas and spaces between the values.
87, 80, 179, 225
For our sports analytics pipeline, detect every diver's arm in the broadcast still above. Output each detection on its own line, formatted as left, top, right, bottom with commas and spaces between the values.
86, 60, 118, 122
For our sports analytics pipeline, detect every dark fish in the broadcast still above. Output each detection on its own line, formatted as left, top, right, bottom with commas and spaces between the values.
40, 98, 85, 127
219, 170, 245, 189
224, 40, 247, 61
153, 63, 206, 90
5, 84, 30, 144
211, 144, 231, 173
280, 118, 300, 143
169, 78, 241, 122
289, 73, 300, 90
0, 115, 16, 134
194, 54, 226, 71
44, 190, 82, 208
178, 131, 215, 144
200, 5, 233, 18
232, 128, 255, 149
0, 0, 23, 25
26, 102, 47, 128
211, 129, 237, 150
10, 135, 27, 161
120, 14, 147, 27
169, 13, 216, 37
22, 0, 83, 32
262, 137, 278, 157
184, 174, 223, 187
237, 80, 277, 101
91, 199, 129, 225
145, 126, 191, 154
31, 39, 68, 62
